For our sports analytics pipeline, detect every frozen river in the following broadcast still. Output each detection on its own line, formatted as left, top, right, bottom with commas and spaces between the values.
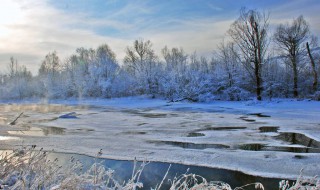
0, 97, 319, 180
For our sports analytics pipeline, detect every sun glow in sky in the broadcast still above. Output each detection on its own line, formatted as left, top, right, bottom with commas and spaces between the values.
0, 0, 319, 74
0, 1, 25, 37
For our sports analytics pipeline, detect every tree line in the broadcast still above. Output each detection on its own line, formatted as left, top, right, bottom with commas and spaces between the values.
0, 8, 319, 101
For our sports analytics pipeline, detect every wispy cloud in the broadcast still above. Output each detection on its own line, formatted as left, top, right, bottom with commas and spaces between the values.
141, 18, 233, 58
268, 0, 320, 34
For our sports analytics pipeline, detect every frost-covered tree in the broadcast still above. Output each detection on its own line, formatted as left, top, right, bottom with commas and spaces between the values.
217, 42, 240, 88
75, 47, 96, 75
162, 46, 188, 73
214, 41, 251, 100
262, 54, 290, 99
188, 52, 217, 101
95, 44, 118, 79
62, 55, 82, 97
124, 39, 157, 76
8, 57, 18, 78
160, 46, 188, 100
228, 8, 269, 100
38, 51, 63, 98
274, 15, 309, 97
160, 48, 215, 102
62, 45, 120, 98
124, 39, 161, 95
0, 57, 33, 99
93, 44, 119, 97
39, 51, 60, 77
64, 48, 96, 97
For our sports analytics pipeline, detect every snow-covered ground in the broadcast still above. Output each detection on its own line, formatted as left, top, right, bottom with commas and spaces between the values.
0, 97, 319, 180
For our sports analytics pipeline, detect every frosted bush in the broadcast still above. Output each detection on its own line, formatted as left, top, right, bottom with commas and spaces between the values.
220, 86, 251, 101
279, 170, 319, 190
0, 146, 318, 190
311, 91, 320, 101
0, 146, 146, 190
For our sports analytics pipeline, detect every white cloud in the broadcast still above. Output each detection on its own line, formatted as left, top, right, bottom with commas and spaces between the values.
0, 0, 129, 74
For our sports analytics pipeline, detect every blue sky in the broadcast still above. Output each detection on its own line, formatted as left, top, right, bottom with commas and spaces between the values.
0, 0, 319, 74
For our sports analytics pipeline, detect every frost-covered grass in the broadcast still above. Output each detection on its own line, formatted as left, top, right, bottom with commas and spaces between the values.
0, 146, 145, 190
0, 146, 319, 190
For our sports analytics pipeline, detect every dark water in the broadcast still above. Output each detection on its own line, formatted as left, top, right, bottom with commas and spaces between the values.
238, 143, 320, 153
48, 152, 289, 190
155, 130, 320, 153
198, 126, 247, 131
276, 132, 320, 148
259, 126, 279, 133
152, 141, 230, 150
237, 131, 320, 153
248, 113, 271, 118
187, 132, 205, 137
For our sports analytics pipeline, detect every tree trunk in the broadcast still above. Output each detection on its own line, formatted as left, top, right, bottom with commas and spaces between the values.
255, 62, 262, 100
255, 21, 263, 101
306, 42, 318, 92
293, 59, 299, 97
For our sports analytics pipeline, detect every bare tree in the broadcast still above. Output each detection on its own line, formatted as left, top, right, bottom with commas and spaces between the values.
39, 51, 60, 77
8, 57, 18, 78
124, 39, 157, 76
95, 44, 119, 79
217, 41, 242, 88
306, 36, 318, 92
75, 47, 96, 75
228, 8, 269, 100
306, 42, 318, 92
274, 15, 309, 97
162, 46, 188, 74
124, 39, 159, 94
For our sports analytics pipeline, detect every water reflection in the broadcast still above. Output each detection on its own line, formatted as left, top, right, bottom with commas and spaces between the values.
122, 109, 175, 118
276, 132, 320, 149
187, 132, 205, 137
259, 126, 279, 133
238, 143, 320, 153
201, 126, 247, 131
122, 131, 147, 135
239, 143, 265, 151
43, 127, 65, 136
152, 141, 230, 150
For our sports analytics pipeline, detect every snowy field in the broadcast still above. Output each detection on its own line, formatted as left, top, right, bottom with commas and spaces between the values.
0, 97, 320, 180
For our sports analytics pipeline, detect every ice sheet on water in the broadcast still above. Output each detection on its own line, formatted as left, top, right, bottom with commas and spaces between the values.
1, 97, 320, 179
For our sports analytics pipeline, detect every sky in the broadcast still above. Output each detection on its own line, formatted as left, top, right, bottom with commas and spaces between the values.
0, 0, 319, 74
